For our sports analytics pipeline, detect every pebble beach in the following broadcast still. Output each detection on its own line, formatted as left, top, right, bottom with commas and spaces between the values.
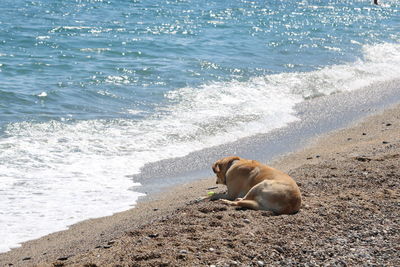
1, 102, 399, 267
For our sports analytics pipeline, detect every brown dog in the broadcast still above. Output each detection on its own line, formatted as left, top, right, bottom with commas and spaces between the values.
212, 156, 301, 214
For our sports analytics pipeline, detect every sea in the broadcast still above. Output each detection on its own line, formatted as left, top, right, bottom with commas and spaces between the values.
0, 0, 399, 253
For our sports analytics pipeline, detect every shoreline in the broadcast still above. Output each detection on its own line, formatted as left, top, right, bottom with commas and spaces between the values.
132, 79, 400, 194
0, 99, 399, 265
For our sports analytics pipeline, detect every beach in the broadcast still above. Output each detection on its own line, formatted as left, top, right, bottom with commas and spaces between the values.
1, 0, 400, 257
1, 1, 399, 265
1, 101, 399, 266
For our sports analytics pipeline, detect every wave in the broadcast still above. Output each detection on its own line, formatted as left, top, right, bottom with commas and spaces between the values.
0, 42, 399, 252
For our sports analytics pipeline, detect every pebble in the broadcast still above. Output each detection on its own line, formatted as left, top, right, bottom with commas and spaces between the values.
22, 257, 31, 261
209, 247, 215, 252
243, 218, 251, 224
257, 260, 265, 266
193, 198, 204, 203
179, 249, 188, 254
148, 233, 159, 238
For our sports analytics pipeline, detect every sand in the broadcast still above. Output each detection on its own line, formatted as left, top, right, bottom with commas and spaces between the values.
1, 103, 399, 267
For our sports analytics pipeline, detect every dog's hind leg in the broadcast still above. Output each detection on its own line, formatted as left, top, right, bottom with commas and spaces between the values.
221, 199, 260, 210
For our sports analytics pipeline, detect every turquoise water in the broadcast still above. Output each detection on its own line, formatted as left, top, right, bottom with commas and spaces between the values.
1, 0, 398, 125
0, 0, 399, 252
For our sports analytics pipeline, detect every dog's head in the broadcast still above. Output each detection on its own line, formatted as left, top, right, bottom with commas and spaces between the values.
212, 156, 241, 184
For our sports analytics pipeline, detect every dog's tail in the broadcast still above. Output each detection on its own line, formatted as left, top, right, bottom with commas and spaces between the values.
221, 199, 260, 210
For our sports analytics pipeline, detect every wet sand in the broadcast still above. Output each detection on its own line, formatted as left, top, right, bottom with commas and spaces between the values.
1, 103, 399, 266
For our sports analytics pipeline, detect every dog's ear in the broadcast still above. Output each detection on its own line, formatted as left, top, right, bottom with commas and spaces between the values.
212, 162, 220, 173
225, 156, 240, 171
228, 156, 240, 163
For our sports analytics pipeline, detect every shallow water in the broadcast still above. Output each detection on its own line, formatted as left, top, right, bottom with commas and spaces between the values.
0, 0, 399, 252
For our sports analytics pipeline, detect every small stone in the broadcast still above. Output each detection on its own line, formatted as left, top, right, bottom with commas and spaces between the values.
383, 189, 395, 196
362, 133, 367, 135
22, 257, 31, 261
306, 157, 313, 160
148, 233, 159, 238
209, 247, 215, 252
57, 256, 69, 261
153, 208, 159, 211
386, 123, 392, 126
315, 155, 320, 158
179, 250, 188, 254
209, 265, 216, 267
243, 219, 251, 224
257, 261, 265, 266
355, 156, 371, 162
382, 141, 389, 144
193, 198, 203, 203
177, 254, 186, 260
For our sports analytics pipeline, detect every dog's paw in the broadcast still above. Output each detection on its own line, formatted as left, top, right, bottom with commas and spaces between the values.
219, 199, 237, 206
218, 199, 229, 205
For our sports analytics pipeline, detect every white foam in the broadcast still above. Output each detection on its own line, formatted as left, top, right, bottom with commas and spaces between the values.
80, 48, 111, 53
36, 36, 50, 40
105, 75, 131, 85
1, 42, 399, 253
37, 92, 47, 97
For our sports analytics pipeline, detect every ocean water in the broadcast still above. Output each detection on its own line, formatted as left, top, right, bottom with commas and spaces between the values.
0, 0, 399, 252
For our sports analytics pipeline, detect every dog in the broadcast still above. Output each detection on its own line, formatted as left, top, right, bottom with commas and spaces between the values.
212, 156, 301, 214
